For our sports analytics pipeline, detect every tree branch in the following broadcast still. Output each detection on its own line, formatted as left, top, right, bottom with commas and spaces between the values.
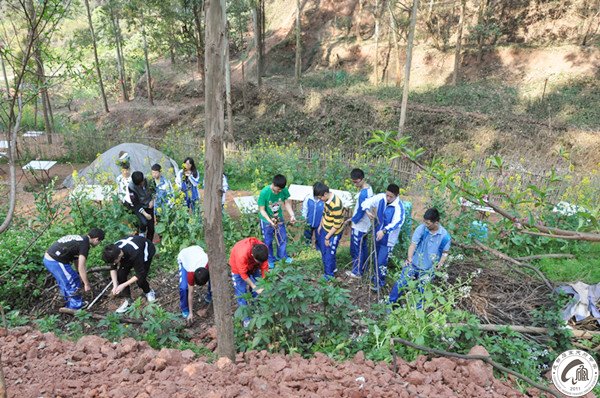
390, 337, 561, 398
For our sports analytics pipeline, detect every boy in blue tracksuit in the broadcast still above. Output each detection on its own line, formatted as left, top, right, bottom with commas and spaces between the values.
389, 208, 451, 304
361, 184, 405, 291
345, 168, 373, 278
302, 183, 325, 251
43, 228, 105, 309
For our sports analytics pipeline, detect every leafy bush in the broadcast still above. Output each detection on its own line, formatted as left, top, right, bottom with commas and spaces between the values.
236, 262, 356, 355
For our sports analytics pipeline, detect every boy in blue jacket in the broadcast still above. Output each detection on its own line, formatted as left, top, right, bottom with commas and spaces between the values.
345, 168, 373, 278
361, 184, 406, 291
302, 182, 325, 251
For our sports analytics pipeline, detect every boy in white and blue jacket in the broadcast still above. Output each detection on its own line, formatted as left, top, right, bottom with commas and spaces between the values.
345, 168, 373, 278
302, 183, 325, 251
361, 184, 406, 291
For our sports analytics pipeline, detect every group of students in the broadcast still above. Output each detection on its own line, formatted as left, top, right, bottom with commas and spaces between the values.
43, 165, 451, 324
260, 169, 451, 296
115, 154, 229, 241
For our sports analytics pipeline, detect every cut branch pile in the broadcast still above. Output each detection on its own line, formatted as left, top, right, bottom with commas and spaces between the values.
448, 260, 549, 327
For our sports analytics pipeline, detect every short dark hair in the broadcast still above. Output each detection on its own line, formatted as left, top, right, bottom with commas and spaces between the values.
88, 228, 105, 241
151, 163, 161, 172
272, 174, 287, 189
102, 244, 121, 264
251, 244, 269, 262
194, 268, 210, 286
350, 168, 364, 180
313, 182, 329, 197
387, 184, 400, 196
424, 208, 440, 223
131, 171, 144, 185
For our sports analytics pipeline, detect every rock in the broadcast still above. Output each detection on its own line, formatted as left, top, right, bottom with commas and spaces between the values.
467, 346, 493, 387
157, 348, 183, 367
267, 356, 287, 372
153, 358, 168, 371
216, 356, 233, 370
181, 349, 195, 361
406, 371, 426, 386
353, 351, 365, 364
76, 335, 107, 354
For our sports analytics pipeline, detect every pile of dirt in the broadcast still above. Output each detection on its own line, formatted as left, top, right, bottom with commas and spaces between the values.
0, 326, 560, 397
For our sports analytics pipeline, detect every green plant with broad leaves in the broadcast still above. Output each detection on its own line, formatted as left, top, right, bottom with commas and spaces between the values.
235, 262, 356, 355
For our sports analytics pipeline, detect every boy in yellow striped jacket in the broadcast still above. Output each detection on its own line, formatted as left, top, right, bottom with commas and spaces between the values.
314, 182, 345, 279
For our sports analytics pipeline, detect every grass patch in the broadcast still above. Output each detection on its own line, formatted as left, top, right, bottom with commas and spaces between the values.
538, 243, 600, 283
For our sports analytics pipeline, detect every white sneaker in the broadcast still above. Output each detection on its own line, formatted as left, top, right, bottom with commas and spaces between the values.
146, 289, 156, 302
345, 271, 361, 279
116, 299, 131, 314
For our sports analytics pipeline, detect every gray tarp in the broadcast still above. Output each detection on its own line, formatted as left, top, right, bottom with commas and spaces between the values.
62, 143, 179, 188
557, 282, 600, 325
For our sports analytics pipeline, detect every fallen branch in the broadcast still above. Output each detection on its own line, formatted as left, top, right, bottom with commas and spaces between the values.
447, 323, 600, 339
59, 307, 143, 324
515, 253, 575, 261
390, 337, 560, 398
472, 240, 554, 291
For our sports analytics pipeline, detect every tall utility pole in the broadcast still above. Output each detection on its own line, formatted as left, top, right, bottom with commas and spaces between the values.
398, 0, 419, 136
83, 0, 109, 113
204, 0, 235, 360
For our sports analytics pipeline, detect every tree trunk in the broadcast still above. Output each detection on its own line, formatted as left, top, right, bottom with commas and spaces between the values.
225, 26, 233, 140
452, 0, 465, 85
84, 0, 109, 113
29, 15, 54, 143
252, 5, 262, 86
193, 0, 205, 79
398, 0, 419, 137
140, 17, 154, 106
0, 52, 9, 99
204, 0, 236, 361
476, 0, 486, 64
0, 353, 6, 398
374, 0, 380, 84
294, 0, 302, 83
388, 1, 402, 87
0, 92, 22, 234
109, 5, 129, 102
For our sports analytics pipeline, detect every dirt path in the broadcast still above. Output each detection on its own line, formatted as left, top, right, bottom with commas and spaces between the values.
1, 326, 560, 398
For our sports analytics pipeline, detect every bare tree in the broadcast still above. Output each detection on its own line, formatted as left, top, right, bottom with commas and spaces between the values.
0, 42, 9, 98
204, 0, 235, 360
252, 0, 265, 87
398, 0, 419, 136
452, 0, 466, 85
225, 22, 233, 140
140, 11, 154, 106
27, 0, 54, 144
294, 0, 302, 83
106, 0, 129, 101
192, 0, 205, 79
387, 1, 403, 87
84, 0, 110, 113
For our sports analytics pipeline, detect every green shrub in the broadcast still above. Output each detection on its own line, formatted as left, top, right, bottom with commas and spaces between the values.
236, 262, 356, 355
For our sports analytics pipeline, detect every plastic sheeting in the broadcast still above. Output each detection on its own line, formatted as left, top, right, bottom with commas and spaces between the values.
62, 143, 179, 188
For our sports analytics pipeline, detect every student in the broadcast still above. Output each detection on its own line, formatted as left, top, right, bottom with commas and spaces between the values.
127, 171, 154, 242
176, 157, 200, 211
115, 152, 131, 205
177, 245, 211, 323
345, 168, 373, 278
389, 208, 451, 304
229, 237, 269, 327
314, 182, 344, 280
103, 235, 157, 313
150, 163, 173, 217
361, 184, 406, 291
301, 183, 324, 251
257, 174, 296, 268
43, 228, 105, 309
